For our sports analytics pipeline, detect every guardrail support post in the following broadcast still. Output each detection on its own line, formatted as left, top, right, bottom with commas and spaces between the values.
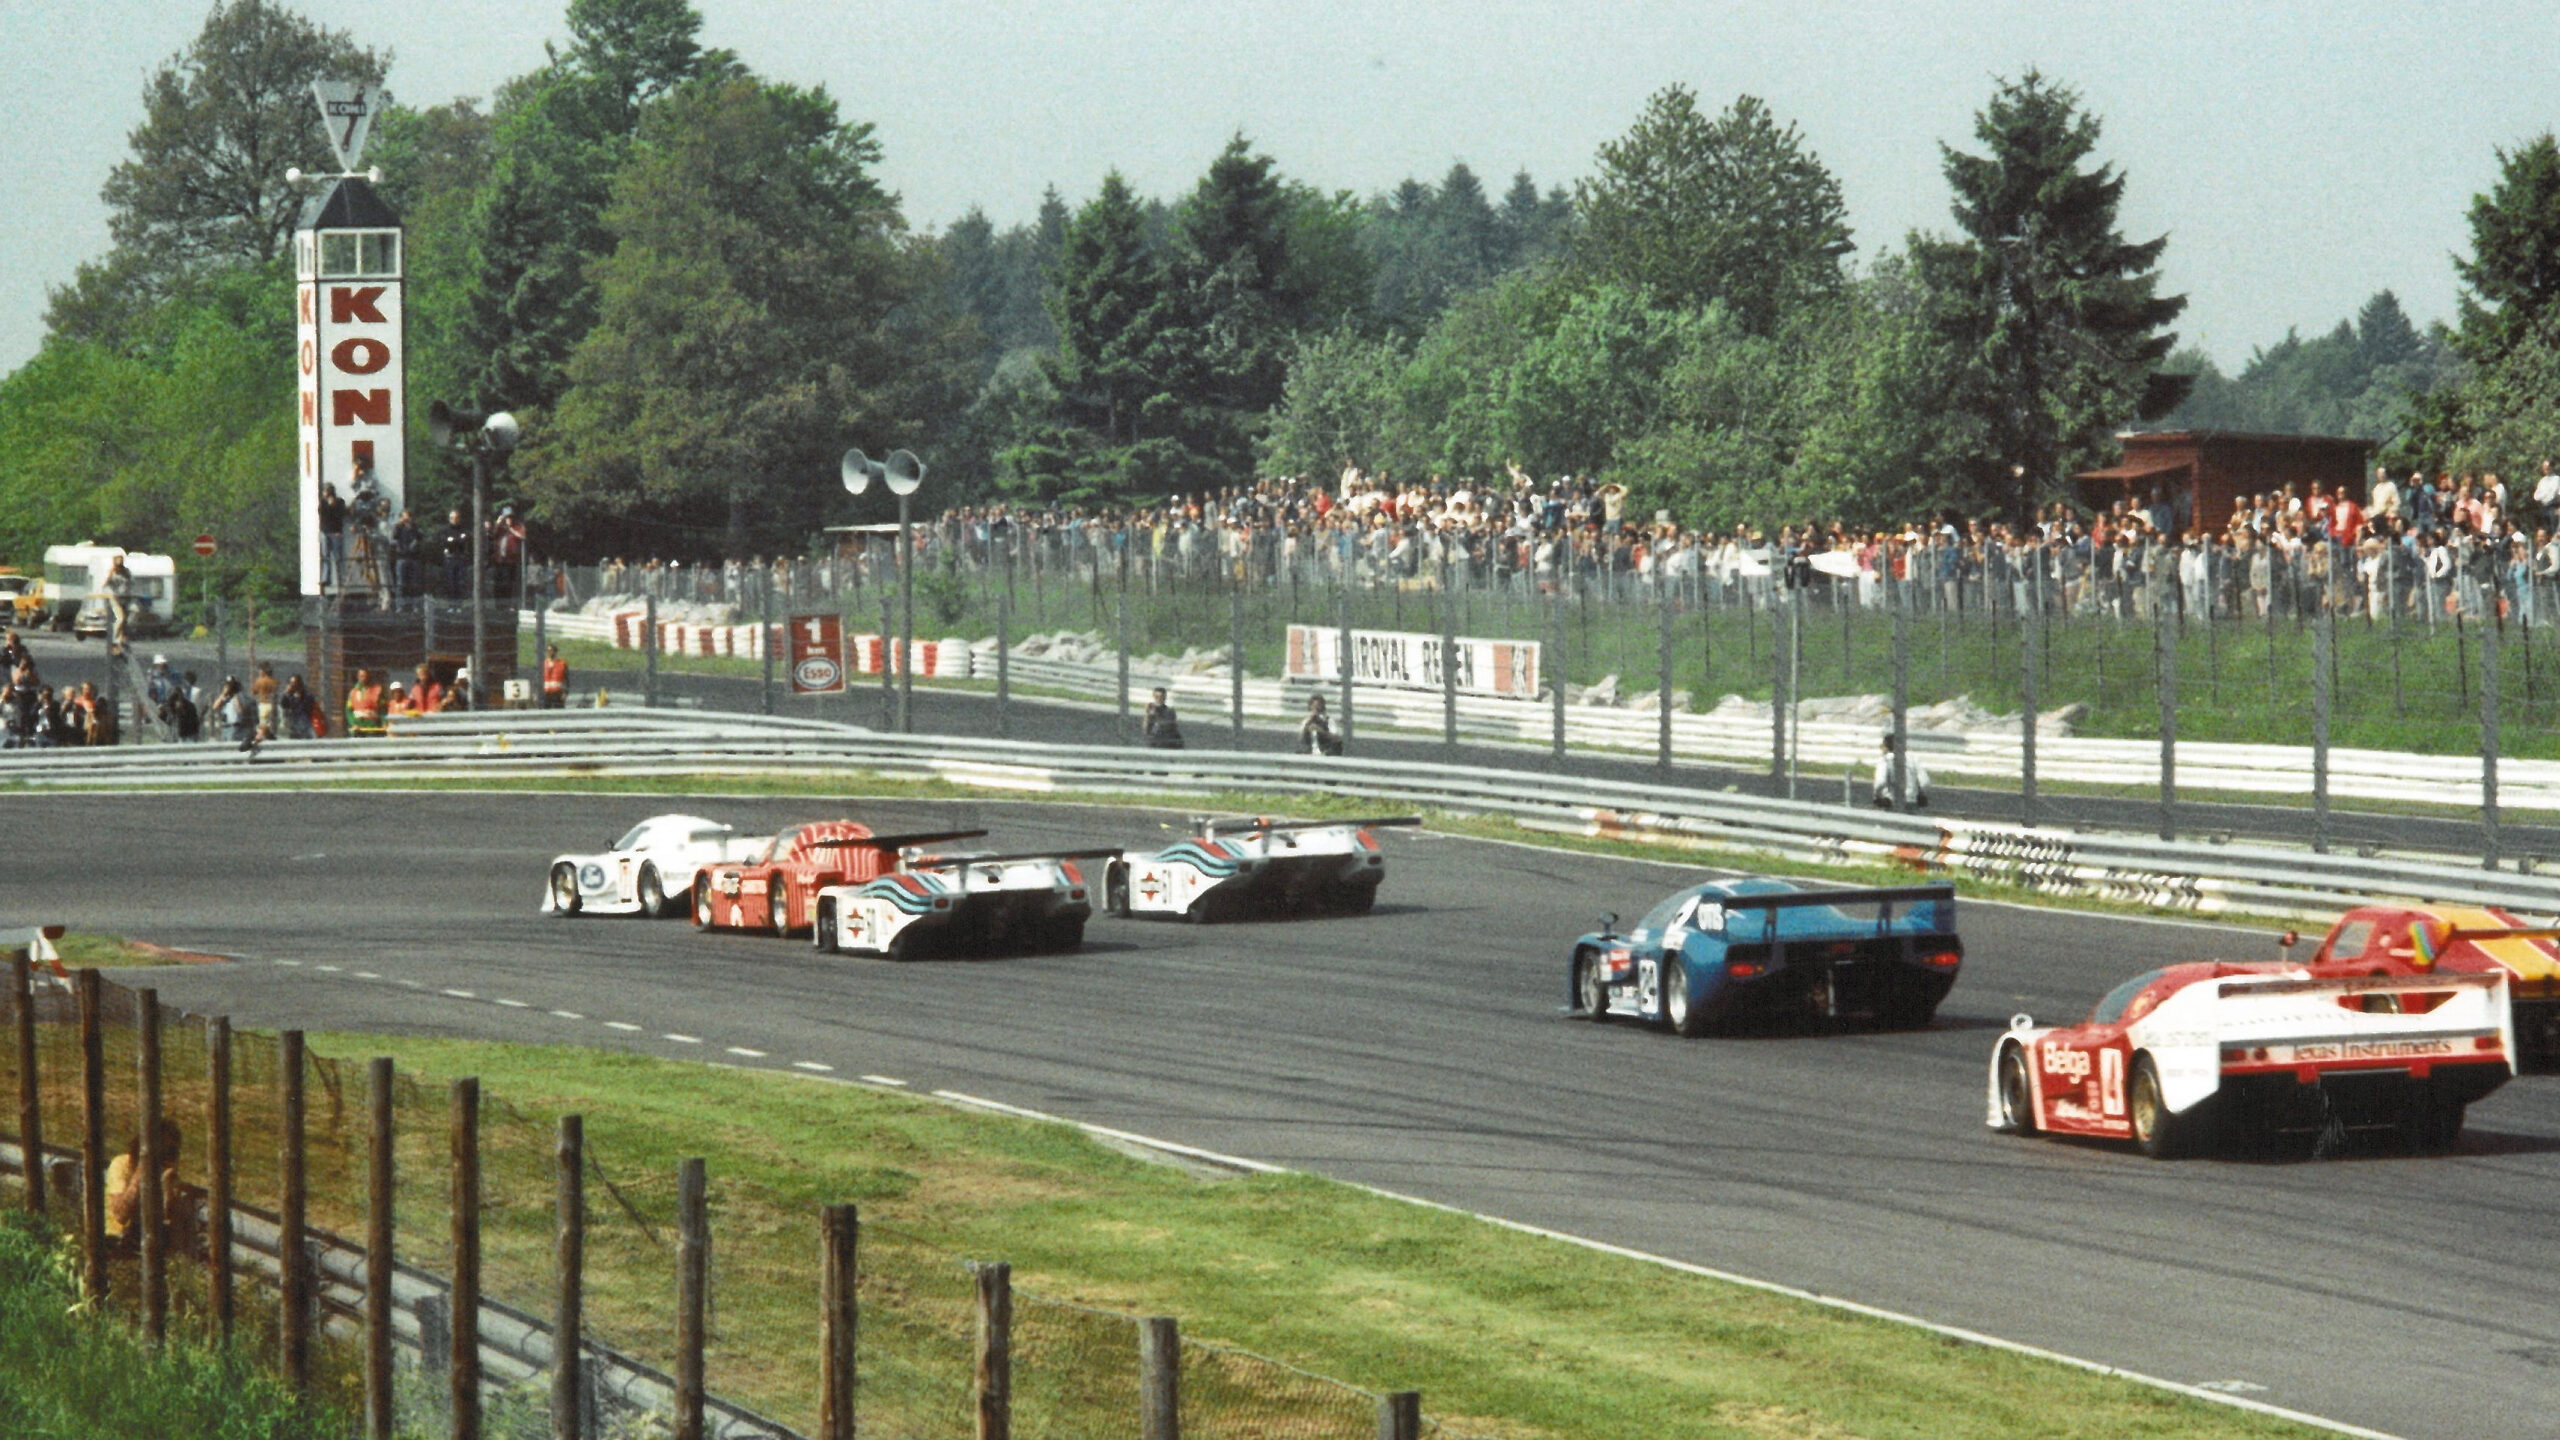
998, 586, 1012, 740
1118, 584, 1133, 726
1440, 555, 1458, 754
1139, 1315, 1179, 1440
1229, 586, 1245, 741
280, 1030, 309, 1391
2156, 601, 2177, 842
821, 1203, 857, 1440
1770, 592, 1788, 787
77, 969, 105, 1308
206, 1017, 232, 1346
367, 1057, 395, 1440
2312, 604, 2333, 854
137, 988, 166, 1343
1656, 586, 1673, 773
1549, 594, 1565, 760
2482, 615, 2502, 870
553, 1114, 584, 1440
11, 951, 41, 1216
880, 585, 897, 732
1376, 1389, 1420, 1440
1889, 598, 1908, 810
677, 1156, 707, 1440
976, 1260, 1011, 1440
453, 1077, 482, 1440
760, 582, 776, 718
1338, 583, 1354, 746
643, 595, 659, 711
2021, 596, 2039, 827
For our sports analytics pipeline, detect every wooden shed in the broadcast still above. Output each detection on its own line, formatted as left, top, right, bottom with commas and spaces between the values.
2073, 430, 2373, 535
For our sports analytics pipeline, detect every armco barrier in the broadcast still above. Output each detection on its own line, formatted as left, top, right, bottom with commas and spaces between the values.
525, 610, 2545, 812
2, 711, 2553, 923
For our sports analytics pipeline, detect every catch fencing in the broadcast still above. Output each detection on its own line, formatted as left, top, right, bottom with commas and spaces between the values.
0, 950, 1456, 1440
5, 710, 2558, 922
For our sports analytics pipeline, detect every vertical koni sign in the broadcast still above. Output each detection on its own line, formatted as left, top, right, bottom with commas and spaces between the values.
293, 180, 404, 596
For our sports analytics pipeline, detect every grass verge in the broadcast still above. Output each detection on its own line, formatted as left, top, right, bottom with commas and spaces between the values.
0, 1211, 347, 1439
285, 1032, 2323, 1440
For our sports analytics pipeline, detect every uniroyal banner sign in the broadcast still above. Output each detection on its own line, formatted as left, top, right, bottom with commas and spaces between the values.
1284, 624, 1541, 699
294, 225, 404, 596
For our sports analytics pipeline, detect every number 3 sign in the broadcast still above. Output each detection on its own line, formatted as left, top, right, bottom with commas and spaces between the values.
788, 613, 845, 694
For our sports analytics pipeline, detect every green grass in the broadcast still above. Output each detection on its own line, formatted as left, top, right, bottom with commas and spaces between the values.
269, 1033, 2323, 1440
0, 1212, 349, 1440
53, 933, 201, 969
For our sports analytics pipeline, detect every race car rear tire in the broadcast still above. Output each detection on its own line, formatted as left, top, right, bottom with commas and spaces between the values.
637, 864, 669, 918
1994, 1044, 2037, 1135
2398, 1087, 2465, 1154
693, 877, 715, 931
1573, 948, 1609, 1021
1665, 961, 1707, 1038
1336, 880, 1377, 915
1041, 916, 1085, 953
2130, 1055, 2203, 1159
813, 899, 839, 954
550, 864, 582, 917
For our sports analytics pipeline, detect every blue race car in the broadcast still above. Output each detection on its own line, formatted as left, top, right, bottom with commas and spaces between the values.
1566, 879, 1962, 1035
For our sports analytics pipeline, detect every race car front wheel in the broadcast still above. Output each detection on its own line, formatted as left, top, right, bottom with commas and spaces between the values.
550, 864, 582, 917
1105, 864, 1131, 917
1995, 1045, 2037, 1134
637, 865, 668, 918
1573, 948, 1608, 1021
693, 878, 715, 931
813, 899, 838, 954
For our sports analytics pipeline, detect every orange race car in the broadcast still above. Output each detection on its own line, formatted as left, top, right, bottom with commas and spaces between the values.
2306, 904, 2560, 1068
692, 821, 985, 937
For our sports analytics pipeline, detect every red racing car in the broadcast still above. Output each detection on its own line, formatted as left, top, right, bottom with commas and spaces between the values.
1990, 960, 2514, 1157
693, 821, 985, 936
2300, 904, 2560, 1068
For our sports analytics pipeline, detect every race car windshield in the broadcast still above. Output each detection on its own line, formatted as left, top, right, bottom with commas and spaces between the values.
2091, 969, 2171, 1026
612, 821, 653, 851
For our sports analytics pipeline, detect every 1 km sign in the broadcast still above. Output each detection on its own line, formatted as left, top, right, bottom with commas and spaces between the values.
788, 613, 845, 695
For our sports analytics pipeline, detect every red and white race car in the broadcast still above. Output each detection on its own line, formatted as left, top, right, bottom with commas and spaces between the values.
692, 822, 985, 936
545, 814, 770, 918
1989, 961, 2514, 1157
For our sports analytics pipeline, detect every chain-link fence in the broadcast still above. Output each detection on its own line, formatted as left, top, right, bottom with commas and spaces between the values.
0, 957, 1467, 1440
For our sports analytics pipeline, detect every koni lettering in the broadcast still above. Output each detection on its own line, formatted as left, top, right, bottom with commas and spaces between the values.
329, 286, 387, 324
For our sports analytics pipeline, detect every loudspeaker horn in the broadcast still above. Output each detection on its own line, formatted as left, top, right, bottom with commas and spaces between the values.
841, 447, 885, 496
885, 448, 926, 496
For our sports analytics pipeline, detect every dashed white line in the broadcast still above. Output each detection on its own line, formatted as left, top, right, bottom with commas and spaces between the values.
794, 1062, 836, 1073
550, 1010, 584, 1020
725, 1046, 767, 1058
603, 1021, 640, 1032
662, 1033, 701, 1045
273, 959, 301, 967
315, 964, 341, 973
441, 989, 476, 999
858, 1073, 904, 1086
493, 998, 529, 1009
395, 979, 421, 988
353, 971, 380, 979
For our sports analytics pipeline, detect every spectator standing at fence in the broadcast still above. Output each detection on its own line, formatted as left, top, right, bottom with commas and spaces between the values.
0, 628, 30, 681
249, 660, 278, 737
209, 676, 252, 745
346, 669, 387, 736
491, 504, 526, 603
106, 1119, 204, 1259
160, 673, 200, 741
440, 510, 472, 599
390, 508, 422, 602
1, 662, 34, 748
409, 663, 445, 716
317, 483, 347, 593
279, 673, 319, 739
1872, 734, 1930, 810
542, 644, 568, 709
1142, 687, 1184, 749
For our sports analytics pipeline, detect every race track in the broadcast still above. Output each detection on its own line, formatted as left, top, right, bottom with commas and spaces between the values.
9, 789, 2556, 1438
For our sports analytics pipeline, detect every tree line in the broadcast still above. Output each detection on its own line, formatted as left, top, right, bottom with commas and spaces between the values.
5, 0, 2558, 594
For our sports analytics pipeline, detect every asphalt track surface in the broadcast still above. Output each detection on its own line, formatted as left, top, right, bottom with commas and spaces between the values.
10, 790, 2558, 1439
25, 626, 2552, 858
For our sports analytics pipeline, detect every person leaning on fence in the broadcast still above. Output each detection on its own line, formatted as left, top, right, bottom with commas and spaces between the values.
346, 668, 388, 737
1871, 734, 1930, 811
1142, 686, 1184, 749
105, 1118, 205, 1260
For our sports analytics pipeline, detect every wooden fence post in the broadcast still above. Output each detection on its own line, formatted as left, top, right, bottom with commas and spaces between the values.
10, 952, 40, 1215
552, 1114, 584, 1440
452, 1077, 482, 1440
820, 1203, 857, 1440
206, 1018, 232, 1346
76, 969, 105, 1307
975, 1261, 1011, 1440
279, 1029, 309, 1391
137, 989, 165, 1343
1376, 1390, 1420, 1440
676, 1157, 707, 1440
366, 1057, 395, 1440
1139, 1315, 1180, 1440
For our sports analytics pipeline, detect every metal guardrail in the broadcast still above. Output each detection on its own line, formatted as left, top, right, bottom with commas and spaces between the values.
0, 710, 2550, 922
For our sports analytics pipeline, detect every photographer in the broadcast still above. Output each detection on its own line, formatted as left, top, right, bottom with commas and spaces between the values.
1299, 693, 1342, 756
1141, 686, 1184, 750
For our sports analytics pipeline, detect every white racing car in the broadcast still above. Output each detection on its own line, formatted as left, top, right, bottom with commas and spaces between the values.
545, 814, 770, 918
1101, 815, 1418, 922
812, 846, 1119, 959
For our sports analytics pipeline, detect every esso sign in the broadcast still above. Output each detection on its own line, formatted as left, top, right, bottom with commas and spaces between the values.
788, 614, 845, 695
794, 656, 843, 691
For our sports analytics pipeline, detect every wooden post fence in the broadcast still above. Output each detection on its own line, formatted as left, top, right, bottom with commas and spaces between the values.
1377, 1390, 1420, 1440
976, 1261, 1011, 1440
676, 1156, 707, 1440
553, 1114, 584, 1440
1139, 1315, 1180, 1440
452, 1076, 482, 1440
137, 989, 165, 1344
206, 1017, 232, 1346
280, 1029, 309, 1391
10, 952, 39, 1216
821, 1202, 857, 1440
77, 969, 105, 1307
367, 1057, 395, 1440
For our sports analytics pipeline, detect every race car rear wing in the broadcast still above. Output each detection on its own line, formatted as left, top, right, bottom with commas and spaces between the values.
811, 828, 989, 851
1716, 884, 1957, 936
907, 847, 1123, 869
1199, 815, 1422, 837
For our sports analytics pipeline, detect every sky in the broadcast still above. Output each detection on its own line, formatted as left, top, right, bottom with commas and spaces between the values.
3, 0, 2556, 375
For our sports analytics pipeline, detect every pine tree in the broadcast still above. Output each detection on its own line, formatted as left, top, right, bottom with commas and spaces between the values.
1916, 70, 2188, 521
2452, 133, 2560, 367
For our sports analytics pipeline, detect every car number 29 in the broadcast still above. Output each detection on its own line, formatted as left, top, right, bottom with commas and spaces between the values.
1637, 957, 1660, 1013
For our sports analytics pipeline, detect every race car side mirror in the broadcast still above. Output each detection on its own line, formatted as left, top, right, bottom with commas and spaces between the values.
2009, 1013, 2033, 1031
1598, 911, 1617, 936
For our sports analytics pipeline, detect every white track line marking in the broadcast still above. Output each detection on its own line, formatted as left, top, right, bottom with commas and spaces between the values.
273, 959, 300, 966
603, 1021, 640, 1032
856, 1073, 902, 1085
353, 971, 380, 979
725, 1046, 766, 1058
793, 1062, 835, 1073
663, 1033, 701, 1044
441, 988, 475, 999
550, 1010, 584, 1020
494, 998, 528, 1008
315, 964, 340, 972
